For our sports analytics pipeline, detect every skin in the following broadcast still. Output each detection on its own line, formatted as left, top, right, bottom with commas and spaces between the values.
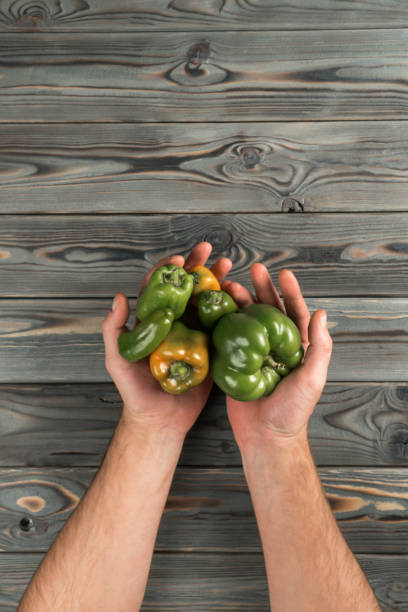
102, 241, 231, 436
220, 265, 330, 445
17, 242, 232, 612
220, 265, 381, 612
17, 244, 381, 612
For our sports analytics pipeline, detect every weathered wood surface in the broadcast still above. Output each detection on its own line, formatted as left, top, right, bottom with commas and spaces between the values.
2, 0, 408, 32
1, 214, 407, 296
2, 122, 408, 214
1, 0, 407, 604
2, 30, 408, 122
2, 552, 406, 612
0, 383, 407, 468
2, 465, 408, 554
0, 297, 407, 384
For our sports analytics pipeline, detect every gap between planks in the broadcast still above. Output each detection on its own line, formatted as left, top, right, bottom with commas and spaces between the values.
5, 118, 408, 124
1, 211, 408, 216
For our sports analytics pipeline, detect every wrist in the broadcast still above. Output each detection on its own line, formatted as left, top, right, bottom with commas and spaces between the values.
238, 422, 309, 457
238, 426, 314, 486
119, 407, 186, 446
101, 414, 185, 499
116, 411, 186, 453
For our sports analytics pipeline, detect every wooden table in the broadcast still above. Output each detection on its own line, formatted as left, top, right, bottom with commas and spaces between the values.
0, 2, 408, 610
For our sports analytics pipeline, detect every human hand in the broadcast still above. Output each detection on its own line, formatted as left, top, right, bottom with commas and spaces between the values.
221, 265, 332, 448
102, 242, 232, 438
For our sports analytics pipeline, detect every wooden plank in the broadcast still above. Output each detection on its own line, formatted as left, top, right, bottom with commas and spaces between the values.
2, 122, 408, 213
1, 213, 408, 297
2, 0, 408, 32
2, 30, 408, 122
1, 466, 408, 554
0, 553, 406, 612
0, 297, 406, 384
0, 382, 407, 468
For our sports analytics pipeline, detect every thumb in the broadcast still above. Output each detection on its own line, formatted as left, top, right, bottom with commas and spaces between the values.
300, 309, 332, 396
102, 293, 131, 363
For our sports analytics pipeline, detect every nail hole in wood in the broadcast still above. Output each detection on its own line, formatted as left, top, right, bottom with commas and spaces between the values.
20, 517, 34, 531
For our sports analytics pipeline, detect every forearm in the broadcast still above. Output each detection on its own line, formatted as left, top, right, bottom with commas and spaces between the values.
240, 432, 381, 612
18, 415, 184, 612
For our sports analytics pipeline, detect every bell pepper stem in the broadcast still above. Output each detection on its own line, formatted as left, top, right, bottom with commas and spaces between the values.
263, 354, 284, 370
203, 290, 223, 305
161, 267, 185, 287
191, 271, 200, 286
168, 360, 192, 382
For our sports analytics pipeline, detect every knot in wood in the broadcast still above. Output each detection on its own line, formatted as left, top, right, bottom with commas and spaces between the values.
13, 3, 53, 28
187, 41, 210, 68
241, 146, 261, 169
378, 422, 408, 463
281, 197, 304, 213
20, 516, 34, 532
216, 415, 231, 431
204, 228, 233, 252
221, 440, 234, 454
396, 386, 408, 401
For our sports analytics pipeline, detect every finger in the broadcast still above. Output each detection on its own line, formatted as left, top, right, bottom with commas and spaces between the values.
210, 257, 233, 283
138, 254, 185, 298
250, 264, 285, 312
221, 279, 255, 308
299, 310, 332, 397
278, 269, 311, 348
184, 241, 213, 272
102, 293, 131, 365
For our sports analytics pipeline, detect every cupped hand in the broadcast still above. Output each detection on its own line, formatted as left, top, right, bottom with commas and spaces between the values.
102, 242, 232, 437
221, 265, 332, 448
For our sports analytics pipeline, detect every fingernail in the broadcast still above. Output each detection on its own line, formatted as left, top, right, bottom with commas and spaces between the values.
112, 295, 118, 311
320, 311, 327, 328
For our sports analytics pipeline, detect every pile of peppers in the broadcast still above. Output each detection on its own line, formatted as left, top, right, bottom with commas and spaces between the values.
117, 264, 304, 400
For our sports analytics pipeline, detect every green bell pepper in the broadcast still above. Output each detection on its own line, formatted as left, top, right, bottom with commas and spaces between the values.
118, 308, 174, 362
197, 289, 238, 330
211, 303, 304, 401
136, 264, 194, 321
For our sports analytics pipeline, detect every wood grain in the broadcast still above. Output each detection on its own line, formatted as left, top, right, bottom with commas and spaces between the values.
1, 553, 405, 611
2, 0, 408, 32
0, 383, 408, 467
1, 214, 407, 296
2, 0, 407, 604
2, 30, 408, 121
2, 122, 408, 213
0, 298, 408, 383
1, 465, 408, 554
0, 297, 406, 384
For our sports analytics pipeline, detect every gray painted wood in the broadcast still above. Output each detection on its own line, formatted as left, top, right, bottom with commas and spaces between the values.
2, 465, 408, 554
2, 30, 408, 122
1, 214, 407, 297
2, 0, 408, 32
1, 1, 407, 602
0, 383, 407, 468
2, 122, 408, 214
2, 552, 404, 611
0, 297, 407, 384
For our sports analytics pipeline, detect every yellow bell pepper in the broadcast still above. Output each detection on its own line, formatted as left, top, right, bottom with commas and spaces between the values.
190, 265, 221, 295
189, 265, 221, 306
149, 321, 209, 394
